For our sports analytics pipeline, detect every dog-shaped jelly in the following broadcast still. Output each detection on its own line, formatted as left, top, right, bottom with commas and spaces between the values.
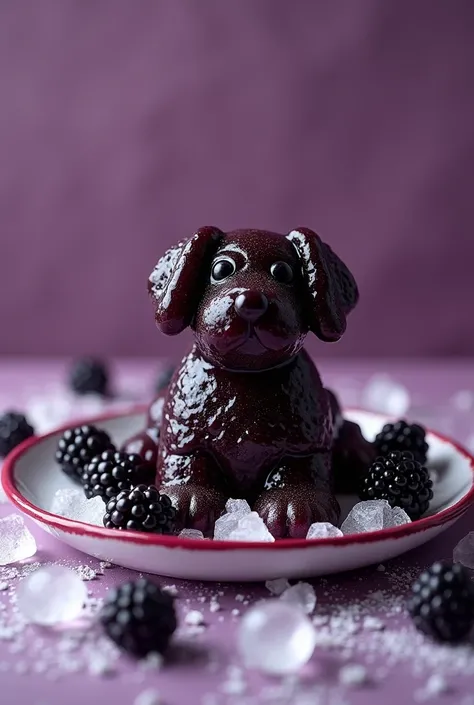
123, 227, 370, 537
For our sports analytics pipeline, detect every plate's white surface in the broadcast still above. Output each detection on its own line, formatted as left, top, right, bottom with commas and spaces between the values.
3, 409, 473, 581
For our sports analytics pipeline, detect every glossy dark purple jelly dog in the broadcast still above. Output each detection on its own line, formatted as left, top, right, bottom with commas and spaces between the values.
122, 227, 371, 538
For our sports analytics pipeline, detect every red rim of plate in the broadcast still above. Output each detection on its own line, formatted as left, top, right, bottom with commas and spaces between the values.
2, 406, 474, 552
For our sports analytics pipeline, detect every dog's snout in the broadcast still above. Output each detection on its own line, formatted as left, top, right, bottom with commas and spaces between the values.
234, 291, 268, 322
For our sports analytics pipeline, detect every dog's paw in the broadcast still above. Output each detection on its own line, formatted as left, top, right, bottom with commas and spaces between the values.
161, 484, 227, 536
253, 486, 340, 539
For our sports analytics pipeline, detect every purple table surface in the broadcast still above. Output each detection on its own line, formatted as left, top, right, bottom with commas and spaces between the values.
1, 358, 474, 705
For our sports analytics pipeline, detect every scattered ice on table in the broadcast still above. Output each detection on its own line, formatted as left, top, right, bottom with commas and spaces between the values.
51, 488, 105, 526
338, 663, 368, 687
265, 578, 291, 596
361, 374, 410, 416
238, 600, 316, 675
224, 512, 275, 542
306, 522, 343, 539
184, 610, 204, 626
0, 515, 37, 565
341, 500, 411, 535
453, 532, 474, 570
179, 528, 205, 539
225, 498, 251, 514
415, 674, 450, 701
17, 565, 87, 625
280, 582, 316, 615
221, 665, 247, 695
26, 389, 107, 434
134, 689, 163, 705
362, 616, 385, 631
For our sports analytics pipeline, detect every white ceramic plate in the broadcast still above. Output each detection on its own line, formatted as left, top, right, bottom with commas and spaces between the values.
2, 409, 473, 582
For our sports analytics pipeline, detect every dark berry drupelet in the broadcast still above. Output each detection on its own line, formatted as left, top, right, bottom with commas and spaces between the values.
407, 561, 474, 642
374, 420, 429, 465
100, 578, 177, 656
360, 450, 433, 520
0, 412, 34, 457
155, 365, 175, 394
69, 358, 109, 396
104, 485, 176, 533
56, 425, 114, 481
81, 450, 155, 500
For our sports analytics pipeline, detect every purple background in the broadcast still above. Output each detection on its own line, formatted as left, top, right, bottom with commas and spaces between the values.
1, 0, 474, 359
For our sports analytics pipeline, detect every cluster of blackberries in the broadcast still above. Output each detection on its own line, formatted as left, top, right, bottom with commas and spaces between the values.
55, 423, 175, 535
359, 420, 432, 521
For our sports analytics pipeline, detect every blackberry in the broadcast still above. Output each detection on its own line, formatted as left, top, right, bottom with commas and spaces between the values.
100, 578, 177, 656
374, 420, 429, 465
103, 485, 176, 533
407, 561, 474, 642
81, 450, 155, 500
0, 412, 34, 457
69, 358, 109, 396
56, 425, 114, 481
155, 365, 175, 394
360, 450, 433, 520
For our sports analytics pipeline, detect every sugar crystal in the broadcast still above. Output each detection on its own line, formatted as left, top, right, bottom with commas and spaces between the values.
280, 582, 317, 615
0, 515, 37, 565
306, 522, 343, 539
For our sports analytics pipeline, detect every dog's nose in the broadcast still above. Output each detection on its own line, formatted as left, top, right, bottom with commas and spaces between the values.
234, 291, 268, 322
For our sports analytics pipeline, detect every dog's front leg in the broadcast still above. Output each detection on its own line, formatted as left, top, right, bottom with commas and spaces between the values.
156, 450, 228, 536
253, 453, 340, 539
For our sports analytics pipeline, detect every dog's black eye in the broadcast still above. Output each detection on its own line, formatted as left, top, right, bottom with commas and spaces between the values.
271, 261, 294, 284
211, 258, 236, 283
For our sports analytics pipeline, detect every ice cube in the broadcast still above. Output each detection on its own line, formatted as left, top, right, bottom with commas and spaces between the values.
51, 488, 105, 526
361, 374, 410, 416
225, 498, 251, 514
178, 529, 205, 540
238, 600, 316, 675
214, 511, 243, 540
384, 505, 411, 528
341, 500, 386, 534
453, 532, 474, 570
225, 512, 275, 542
265, 578, 291, 596
17, 565, 87, 625
306, 522, 343, 539
338, 663, 369, 687
0, 515, 37, 565
280, 582, 316, 615
341, 500, 411, 535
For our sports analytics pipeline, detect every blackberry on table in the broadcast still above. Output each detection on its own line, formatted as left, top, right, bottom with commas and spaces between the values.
0, 412, 34, 457
100, 578, 177, 656
103, 484, 176, 534
69, 357, 109, 396
360, 450, 433, 520
374, 420, 429, 464
407, 561, 474, 642
81, 450, 155, 500
56, 425, 114, 481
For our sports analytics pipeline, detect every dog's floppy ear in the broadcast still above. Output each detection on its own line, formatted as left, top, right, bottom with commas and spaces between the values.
287, 227, 358, 343
148, 226, 224, 335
